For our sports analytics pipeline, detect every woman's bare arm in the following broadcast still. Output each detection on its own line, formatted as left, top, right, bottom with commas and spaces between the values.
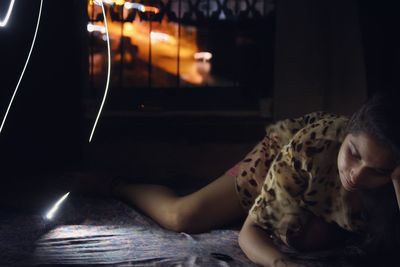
239, 215, 305, 267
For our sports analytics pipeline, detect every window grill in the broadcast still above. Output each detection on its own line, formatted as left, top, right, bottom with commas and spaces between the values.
87, 0, 275, 115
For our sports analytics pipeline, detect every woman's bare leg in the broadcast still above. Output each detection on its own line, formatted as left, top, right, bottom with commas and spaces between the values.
112, 174, 246, 233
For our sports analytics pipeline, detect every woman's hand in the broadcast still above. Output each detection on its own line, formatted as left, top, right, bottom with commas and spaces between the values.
239, 215, 310, 267
391, 166, 400, 211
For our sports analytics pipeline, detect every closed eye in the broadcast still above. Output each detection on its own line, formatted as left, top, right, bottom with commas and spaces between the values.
348, 144, 361, 160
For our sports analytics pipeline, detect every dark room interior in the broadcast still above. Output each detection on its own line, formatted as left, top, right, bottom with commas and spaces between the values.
0, 0, 399, 266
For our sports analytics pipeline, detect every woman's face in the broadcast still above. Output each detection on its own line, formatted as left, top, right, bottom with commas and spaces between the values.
337, 132, 397, 191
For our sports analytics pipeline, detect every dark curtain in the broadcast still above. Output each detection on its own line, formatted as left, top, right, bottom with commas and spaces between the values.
358, 0, 400, 96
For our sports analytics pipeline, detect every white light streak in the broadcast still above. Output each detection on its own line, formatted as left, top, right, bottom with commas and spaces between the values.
87, 23, 106, 34
93, 1, 159, 12
194, 52, 213, 61
94, 0, 114, 5
150, 32, 170, 43
0, 0, 15, 27
0, 0, 43, 134
124, 2, 144, 11
124, 2, 160, 13
45, 192, 70, 220
89, 0, 111, 143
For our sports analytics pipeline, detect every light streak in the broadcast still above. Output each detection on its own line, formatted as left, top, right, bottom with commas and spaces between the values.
93, 1, 160, 13
87, 22, 106, 33
124, 2, 160, 14
94, 0, 107, 5
0, 0, 43, 134
89, 0, 111, 143
94, 0, 114, 5
45, 192, 70, 220
194, 52, 213, 61
150, 32, 170, 43
0, 0, 15, 27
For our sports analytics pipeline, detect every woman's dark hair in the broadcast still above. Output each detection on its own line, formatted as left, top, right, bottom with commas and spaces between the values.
344, 92, 400, 266
346, 92, 400, 160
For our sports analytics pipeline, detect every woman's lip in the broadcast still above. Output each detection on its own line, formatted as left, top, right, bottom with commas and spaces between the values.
343, 176, 357, 191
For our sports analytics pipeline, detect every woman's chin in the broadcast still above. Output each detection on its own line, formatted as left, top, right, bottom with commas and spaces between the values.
340, 175, 357, 192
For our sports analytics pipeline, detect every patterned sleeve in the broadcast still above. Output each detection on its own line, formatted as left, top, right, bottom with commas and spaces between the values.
265, 111, 335, 146
248, 129, 314, 247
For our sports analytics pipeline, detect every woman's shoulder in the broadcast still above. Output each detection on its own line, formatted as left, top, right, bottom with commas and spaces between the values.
295, 111, 348, 124
288, 112, 349, 151
265, 111, 348, 147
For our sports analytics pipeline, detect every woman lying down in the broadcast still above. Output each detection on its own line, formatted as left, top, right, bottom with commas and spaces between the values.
84, 93, 400, 266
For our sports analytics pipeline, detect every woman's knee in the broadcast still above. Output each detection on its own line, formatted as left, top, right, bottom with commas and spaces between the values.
161, 200, 200, 233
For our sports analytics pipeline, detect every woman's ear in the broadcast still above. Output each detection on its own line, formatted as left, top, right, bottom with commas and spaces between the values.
391, 166, 400, 211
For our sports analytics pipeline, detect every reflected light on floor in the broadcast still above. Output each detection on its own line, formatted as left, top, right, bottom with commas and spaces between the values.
34, 225, 154, 265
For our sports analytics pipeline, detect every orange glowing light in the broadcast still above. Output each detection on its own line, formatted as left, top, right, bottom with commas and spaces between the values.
88, 1, 206, 85
142, 6, 160, 14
